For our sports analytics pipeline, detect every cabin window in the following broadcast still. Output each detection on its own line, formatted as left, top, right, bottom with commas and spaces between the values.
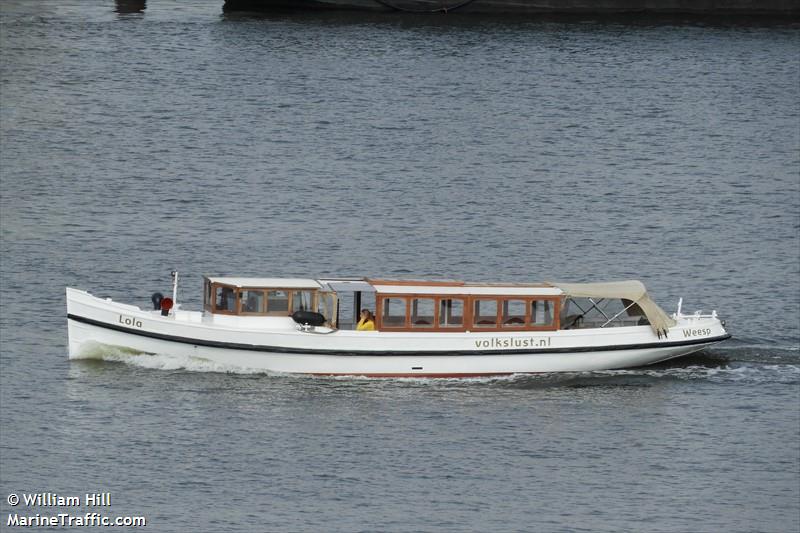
531, 299, 554, 326
215, 286, 236, 313
473, 299, 498, 327
410, 298, 435, 328
438, 298, 464, 328
291, 290, 314, 313
266, 290, 289, 314
381, 297, 407, 328
240, 290, 265, 314
317, 292, 337, 327
502, 299, 527, 327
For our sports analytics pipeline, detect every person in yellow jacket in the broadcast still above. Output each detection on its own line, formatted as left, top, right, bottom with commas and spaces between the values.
357, 309, 376, 331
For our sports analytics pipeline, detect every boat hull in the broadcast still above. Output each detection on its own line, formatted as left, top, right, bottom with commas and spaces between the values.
66, 288, 730, 377
68, 317, 718, 376
223, 0, 800, 15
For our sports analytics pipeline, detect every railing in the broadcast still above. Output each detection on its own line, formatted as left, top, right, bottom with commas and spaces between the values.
673, 298, 718, 320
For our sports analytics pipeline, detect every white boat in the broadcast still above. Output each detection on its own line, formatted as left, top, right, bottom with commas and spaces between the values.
66, 273, 730, 377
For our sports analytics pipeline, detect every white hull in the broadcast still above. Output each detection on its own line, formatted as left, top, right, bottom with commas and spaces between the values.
66, 288, 730, 377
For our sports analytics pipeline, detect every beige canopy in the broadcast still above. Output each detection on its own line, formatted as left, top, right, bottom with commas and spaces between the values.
549, 280, 675, 336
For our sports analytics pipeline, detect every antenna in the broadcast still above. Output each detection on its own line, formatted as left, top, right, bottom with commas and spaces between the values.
171, 270, 179, 314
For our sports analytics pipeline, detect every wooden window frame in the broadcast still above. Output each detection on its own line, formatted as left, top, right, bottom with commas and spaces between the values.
438, 297, 467, 330
263, 289, 290, 316
500, 298, 529, 330
529, 298, 560, 330
375, 294, 560, 332
211, 283, 239, 315
409, 296, 438, 329
206, 281, 319, 317
472, 298, 500, 329
239, 288, 267, 316
379, 295, 410, 330
316, 291, 338, 328
289, 289, 317, 315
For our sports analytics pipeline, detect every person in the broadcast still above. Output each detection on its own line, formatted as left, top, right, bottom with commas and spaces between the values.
356, 309, 375, 331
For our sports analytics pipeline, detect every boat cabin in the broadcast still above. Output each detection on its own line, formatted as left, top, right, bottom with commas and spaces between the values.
203, 277, 337, 324
203, 276, 569, 332
199, 277, 668, 333
369, 280, 561, 332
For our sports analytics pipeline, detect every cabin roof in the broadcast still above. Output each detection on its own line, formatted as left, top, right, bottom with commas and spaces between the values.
205, 277, 322, 289
366, 279, 562, 296
320, 279, 375, 292
205, 276, 566, 295
370, 284, 563, 296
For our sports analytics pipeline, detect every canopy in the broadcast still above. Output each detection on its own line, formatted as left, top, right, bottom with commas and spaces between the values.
549, 280, 675, 336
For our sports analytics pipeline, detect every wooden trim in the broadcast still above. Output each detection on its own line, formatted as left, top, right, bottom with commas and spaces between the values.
409, 295, 437, 330
369, 279, 465, 287
375, 294, 560, 332
527, 297, 561, 331
438, 297, 467, 330
316, 291, 338, 329
263, 288, 292, 316
236, 288, 271, 315
379, 294, 464, 332
499, 297, 529, 331
238, 288, 261, 315
208, 284, 320, 317
213, 286, 561, 330
210, 282, 239, 315
377, 295, 410, 329
472, 297, 500, 329
288, 288, 318, 315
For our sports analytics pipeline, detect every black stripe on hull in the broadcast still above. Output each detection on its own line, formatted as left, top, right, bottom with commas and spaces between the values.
67, 313, 731, 357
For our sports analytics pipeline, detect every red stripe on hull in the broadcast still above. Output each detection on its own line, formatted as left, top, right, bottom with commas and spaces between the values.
310, 372, 522, 378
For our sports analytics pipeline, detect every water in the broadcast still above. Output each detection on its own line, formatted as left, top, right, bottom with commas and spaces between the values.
1, 2, 799, 531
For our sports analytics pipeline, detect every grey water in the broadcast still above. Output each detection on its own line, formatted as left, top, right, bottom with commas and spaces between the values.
1, 1, 799, 531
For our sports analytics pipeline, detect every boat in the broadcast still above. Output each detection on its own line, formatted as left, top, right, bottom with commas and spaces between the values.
66, 272, 731, 377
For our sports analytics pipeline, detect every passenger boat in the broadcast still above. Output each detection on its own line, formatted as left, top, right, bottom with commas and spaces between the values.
66, 273, 731, 377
